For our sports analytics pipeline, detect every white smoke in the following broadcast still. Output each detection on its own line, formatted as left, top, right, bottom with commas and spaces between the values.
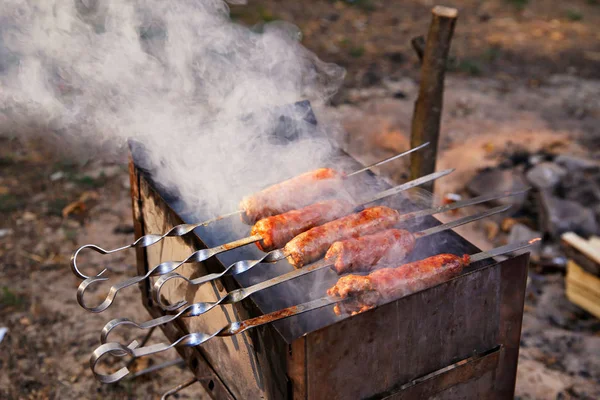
0, 0, 346, 216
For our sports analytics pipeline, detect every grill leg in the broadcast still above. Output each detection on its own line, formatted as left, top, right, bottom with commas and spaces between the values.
160, 377, 201, 400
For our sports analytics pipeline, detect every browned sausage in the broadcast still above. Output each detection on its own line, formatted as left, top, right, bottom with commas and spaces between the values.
324, 229, 416, 274
284, 206, 401, 268
328, 254, 470, 315
250, 200, 355, 252
239, 168, 346, 224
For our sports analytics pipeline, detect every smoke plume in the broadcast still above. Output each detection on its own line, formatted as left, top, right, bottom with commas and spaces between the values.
0, 0, 346, 217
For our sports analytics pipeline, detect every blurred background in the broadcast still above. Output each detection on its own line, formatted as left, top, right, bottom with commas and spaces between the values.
1, 0, 599, 399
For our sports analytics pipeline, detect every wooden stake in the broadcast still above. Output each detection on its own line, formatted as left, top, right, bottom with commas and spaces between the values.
409, 6, 458, 193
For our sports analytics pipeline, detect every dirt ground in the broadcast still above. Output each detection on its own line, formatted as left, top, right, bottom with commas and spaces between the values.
1, 1, 599, 399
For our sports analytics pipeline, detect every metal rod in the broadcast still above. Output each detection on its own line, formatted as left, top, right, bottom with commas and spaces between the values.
125, 326, 157, 368
363, 168, 453, 205
469, 238, 541, 263
347, 142, 430, 177
160, 377, 200, 400
91, 297, 336, 384
416, 205, 511, 238
128, 358, 185, 380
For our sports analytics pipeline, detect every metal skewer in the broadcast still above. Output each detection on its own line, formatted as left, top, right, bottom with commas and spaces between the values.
76, 169, 452, 313
152, 188, 528, 310
101, 205, 510, 342
346, 142, 429, 177
70, 143, 429, 280
91, 237, 539, 384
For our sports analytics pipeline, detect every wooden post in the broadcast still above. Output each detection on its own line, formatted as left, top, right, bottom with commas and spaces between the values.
409, 6, 458, 193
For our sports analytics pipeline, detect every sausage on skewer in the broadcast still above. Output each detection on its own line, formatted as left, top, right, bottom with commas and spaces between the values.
324, 229, 417, 274
284, 206, 402, 268
240, 168, 347, 224
328, 253, 471, 316
250, 199, 354, 252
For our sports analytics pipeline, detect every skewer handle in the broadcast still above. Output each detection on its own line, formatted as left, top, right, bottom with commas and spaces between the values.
70, 210, 243, 280
91, 297, 336, 383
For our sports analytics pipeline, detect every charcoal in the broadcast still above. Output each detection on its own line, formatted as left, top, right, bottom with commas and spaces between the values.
538, 191, 599, 237
554, 154, 600, 172
525, 162, 566, 190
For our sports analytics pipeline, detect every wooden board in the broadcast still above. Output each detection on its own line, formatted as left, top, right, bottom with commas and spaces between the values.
561, 232, 600, 276
566, 260, 600, 319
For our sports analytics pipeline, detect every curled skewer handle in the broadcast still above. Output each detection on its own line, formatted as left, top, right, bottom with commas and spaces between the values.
92, 330, 230, 383
101, 289, 247, 343
76, 264, 174, 313
76, 235, 265, 313
92, 297, 336, 383
71, 244, 131, 280
152, 249, 285, 310
70, 211, 243, 280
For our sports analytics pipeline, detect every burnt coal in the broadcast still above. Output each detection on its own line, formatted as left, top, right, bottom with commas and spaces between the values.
467, 146, 600, 274
557, 171, 600, 207
526, 162, 567, 190
555, 154, 600, 171
538, 191, 598, 238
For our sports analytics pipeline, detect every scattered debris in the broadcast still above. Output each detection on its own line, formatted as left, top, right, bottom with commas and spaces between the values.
21, 211, 36, 222
441, 193, 462, 215
49, 171, 65, 181
0, 228, 13, 238
0, 327, 7, 343
483, 220, 500, 240
113, 224, 135, 235
86, 165, 122, 180
61, 191, 100, 221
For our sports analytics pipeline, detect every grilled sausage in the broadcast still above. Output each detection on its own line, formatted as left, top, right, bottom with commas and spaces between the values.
251, 200, 355, 252
328, 254, 470, 315
284, 206, 401, 268
239, 168, 346, 224
325, 229, 416, 274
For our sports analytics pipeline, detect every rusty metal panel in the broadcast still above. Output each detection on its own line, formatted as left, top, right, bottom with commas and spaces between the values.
138, 173, 292, 399
129, 157, 151, 305
304, 264, 501, 400
132, 168, 233, 399
140, 176, 263, 398
496, 253, 529, 399
288, 337, 307, 400
381, 347, 500, 400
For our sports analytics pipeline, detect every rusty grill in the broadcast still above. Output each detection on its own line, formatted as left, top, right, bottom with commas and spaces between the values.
85, 102, 531, 399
